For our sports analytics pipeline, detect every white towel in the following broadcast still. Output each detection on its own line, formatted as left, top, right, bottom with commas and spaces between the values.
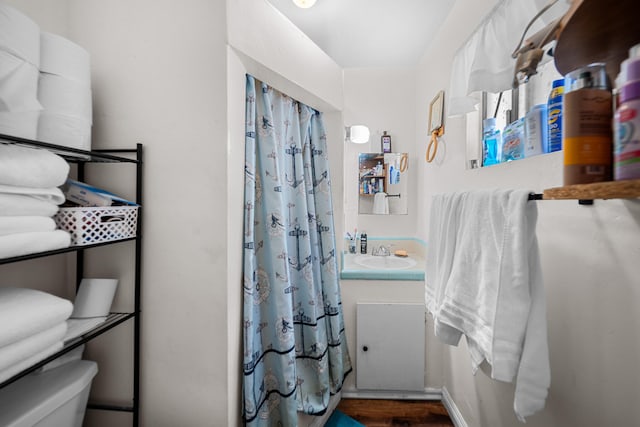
0, 341, 63, 385
0, 230, 70, 259
372, 192, 389, 215
0, 193, 59, 216
425, 189, 549, 422
0, 183, 65, 205
0, 287, 72, 348
0, 216, 56, 236
0, 323, 67, 372
0, 143, 69, 188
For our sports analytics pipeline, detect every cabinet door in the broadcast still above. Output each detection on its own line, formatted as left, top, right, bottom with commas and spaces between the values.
356, 303, 425, 391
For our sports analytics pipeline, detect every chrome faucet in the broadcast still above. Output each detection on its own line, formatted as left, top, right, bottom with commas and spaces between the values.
372, 245, 391, 257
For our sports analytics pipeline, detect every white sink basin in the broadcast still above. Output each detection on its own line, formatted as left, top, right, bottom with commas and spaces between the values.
353, 254, 417, 270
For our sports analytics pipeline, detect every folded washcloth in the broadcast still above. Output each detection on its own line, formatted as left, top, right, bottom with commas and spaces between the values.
0, 323, 67, 372
0, 184, 65, 205
425, 189, 549, 422
0, 216, 56, 236
0, 193, 59, 216
0, 143, 69, 188
0, 287, 72, 348
0, 341, 63, 385
0, 230, 70, 259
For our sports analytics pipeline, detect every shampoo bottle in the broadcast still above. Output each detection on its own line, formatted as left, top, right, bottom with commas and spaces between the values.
563, 63, 613, 185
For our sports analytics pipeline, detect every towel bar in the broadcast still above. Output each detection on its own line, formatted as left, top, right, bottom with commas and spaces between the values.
527, 193, 594, 205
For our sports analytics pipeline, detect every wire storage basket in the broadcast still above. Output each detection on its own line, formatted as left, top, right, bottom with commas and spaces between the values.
54, 205, 138, 246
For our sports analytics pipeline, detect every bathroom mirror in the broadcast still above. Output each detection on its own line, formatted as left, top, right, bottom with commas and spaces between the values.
358, 152, 408, 215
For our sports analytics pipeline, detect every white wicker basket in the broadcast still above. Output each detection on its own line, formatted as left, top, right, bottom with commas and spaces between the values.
54, 205, 138, 246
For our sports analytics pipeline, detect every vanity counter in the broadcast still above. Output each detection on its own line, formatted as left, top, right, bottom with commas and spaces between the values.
340, 238, 426, 281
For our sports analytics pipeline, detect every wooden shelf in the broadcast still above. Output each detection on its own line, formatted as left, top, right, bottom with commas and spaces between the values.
554, 0, 640, 80
543, 179, 640, 200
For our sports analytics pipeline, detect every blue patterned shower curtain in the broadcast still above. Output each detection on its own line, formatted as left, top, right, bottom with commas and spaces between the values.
242, 75, 352, 426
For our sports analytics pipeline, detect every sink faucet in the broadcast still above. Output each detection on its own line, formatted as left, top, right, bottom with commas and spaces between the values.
372, 245, 391, 256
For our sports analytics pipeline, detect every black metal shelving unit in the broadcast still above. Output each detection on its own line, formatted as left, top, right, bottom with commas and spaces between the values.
0, 133, 143, 426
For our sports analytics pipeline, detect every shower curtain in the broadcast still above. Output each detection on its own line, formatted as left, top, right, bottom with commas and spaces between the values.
242, 75, 352, 426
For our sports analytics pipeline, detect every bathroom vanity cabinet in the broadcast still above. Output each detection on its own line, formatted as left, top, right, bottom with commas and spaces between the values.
0, 133, 142, 426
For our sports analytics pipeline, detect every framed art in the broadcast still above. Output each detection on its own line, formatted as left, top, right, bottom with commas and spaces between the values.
428, 90, 445, 137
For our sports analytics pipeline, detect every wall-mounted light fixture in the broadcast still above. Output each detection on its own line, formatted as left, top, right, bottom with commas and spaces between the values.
345, 125, 370, 144
292, 0, 317, 9
511, 0, 563, 88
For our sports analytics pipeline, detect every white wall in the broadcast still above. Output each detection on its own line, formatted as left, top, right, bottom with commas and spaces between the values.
343, 68, 418, 239
417, 0, 640, 426
6, 0, 230, 425
4, 0, 346, 425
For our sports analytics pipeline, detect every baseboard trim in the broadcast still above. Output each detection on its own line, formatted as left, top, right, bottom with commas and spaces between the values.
341, 387, 442, 401
441, 387, 468, 427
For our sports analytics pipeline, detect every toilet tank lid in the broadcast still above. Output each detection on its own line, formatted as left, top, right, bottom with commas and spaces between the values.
0, 359, 98, 426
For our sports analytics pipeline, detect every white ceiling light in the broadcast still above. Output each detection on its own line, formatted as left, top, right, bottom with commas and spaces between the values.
292, 0, 316, 9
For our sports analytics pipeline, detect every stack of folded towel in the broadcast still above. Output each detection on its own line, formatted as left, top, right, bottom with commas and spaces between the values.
0, 143, 71, 258
0, 287, 73, 384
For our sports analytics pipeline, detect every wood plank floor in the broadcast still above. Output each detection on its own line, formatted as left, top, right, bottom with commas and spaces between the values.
336, 399, 455, 427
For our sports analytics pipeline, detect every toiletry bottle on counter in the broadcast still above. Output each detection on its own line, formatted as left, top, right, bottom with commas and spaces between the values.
563, 63, 613, 185
360, 233, 367, 254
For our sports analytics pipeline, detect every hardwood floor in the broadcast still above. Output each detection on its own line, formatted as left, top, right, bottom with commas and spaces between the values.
336, 399, 455, 427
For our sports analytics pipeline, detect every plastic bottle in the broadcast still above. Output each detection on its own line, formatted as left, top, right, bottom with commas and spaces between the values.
547, 79, 564, 153
525, 104, 547, 157
501, 118, 525, 162
614, 51, 640, 181
563, 63, 613, 185
482, 118, 501, 166
360, 233, 367, 254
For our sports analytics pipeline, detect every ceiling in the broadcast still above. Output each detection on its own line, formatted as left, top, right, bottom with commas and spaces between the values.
267, 0, 456, 68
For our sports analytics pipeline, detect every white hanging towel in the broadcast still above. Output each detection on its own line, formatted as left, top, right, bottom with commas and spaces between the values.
425, 189, 548, 422
372, 192, 389, 215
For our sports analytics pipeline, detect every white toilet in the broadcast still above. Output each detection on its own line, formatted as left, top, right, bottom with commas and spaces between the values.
0, 360, 98, 427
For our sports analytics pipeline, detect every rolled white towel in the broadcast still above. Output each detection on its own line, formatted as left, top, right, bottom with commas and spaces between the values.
0, 144, 69, 188
0, 323, 67, 372
0, 216, 56, 236
0, 50, 41, 113
0, 341, 63, 385
0, 193, 59, 217
0, 3, 41, 67
0, 183, 65, 205
0, 287, 72, 348
0, 230, 71, 259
